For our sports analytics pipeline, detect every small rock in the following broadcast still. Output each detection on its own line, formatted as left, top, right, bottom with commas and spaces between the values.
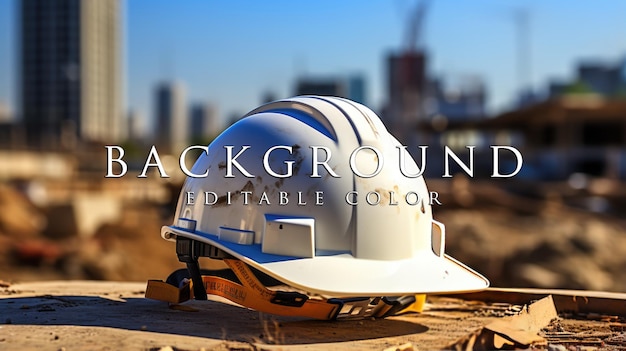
140, 325, 147, 331
383, 343, 417, 351
548, 344, 567, 351
578, 347, 599, 351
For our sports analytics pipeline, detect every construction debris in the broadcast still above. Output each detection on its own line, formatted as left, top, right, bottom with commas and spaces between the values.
448, 296, 558, 350
449, 288, 626, 317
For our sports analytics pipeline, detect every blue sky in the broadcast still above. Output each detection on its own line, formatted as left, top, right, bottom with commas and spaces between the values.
1, 0, 625, 130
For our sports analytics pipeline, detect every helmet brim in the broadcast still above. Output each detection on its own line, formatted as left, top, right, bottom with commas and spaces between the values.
163, 226, 489, 297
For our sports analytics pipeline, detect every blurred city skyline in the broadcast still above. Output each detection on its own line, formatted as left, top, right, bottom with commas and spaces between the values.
1, 0, 626, 129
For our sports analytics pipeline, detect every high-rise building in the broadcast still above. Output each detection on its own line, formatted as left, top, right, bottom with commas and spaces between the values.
294, 75, 369, 104
261, 91, 277, 104
347, 75, 367, 105
0, 101, 10, 123
577, 62, 622, 96
383, 52, 428, 144
127, 109, 146, 142
189, 102, 219, 142
155, 82, 187, 153
429, 76, 486, 122
20, 0, 122, 148
546, 58, 626, 100
295, 78, 347, 97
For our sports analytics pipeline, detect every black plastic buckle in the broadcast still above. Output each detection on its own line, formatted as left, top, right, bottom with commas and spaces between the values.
176, 237, 230, 260
380, 295, 417, 317
270, 291, 308, 307
175, 237, 207, 300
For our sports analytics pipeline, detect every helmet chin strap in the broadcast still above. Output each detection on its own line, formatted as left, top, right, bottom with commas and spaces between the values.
146, 237, 419, 320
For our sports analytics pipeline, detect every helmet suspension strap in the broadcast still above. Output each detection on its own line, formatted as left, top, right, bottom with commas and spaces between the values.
176, 237, 208, 300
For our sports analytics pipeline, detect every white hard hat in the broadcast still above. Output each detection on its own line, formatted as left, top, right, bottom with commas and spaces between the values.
152, 96, 488, 319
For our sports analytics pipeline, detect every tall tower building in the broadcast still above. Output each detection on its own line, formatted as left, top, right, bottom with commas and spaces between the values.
20, 0, 122, 148
126, 109, 146, 142
189, 102, 219, 143
384, 52, 427, 144
295, 77, 346, 97
347, 75, 367, 105
155, 82, 187, 153
0, 101, 10, 123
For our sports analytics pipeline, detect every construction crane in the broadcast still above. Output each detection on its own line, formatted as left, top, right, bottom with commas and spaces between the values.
404, 0, 430, 54
385, 0, 432, 144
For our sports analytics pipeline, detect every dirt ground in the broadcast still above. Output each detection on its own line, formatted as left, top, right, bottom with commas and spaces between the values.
0, 281, 480, 351
2, 281, 625, 351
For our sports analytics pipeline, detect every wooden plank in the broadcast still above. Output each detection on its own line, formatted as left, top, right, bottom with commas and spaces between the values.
448, 295, 558, 350
445, 288, 626, 316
